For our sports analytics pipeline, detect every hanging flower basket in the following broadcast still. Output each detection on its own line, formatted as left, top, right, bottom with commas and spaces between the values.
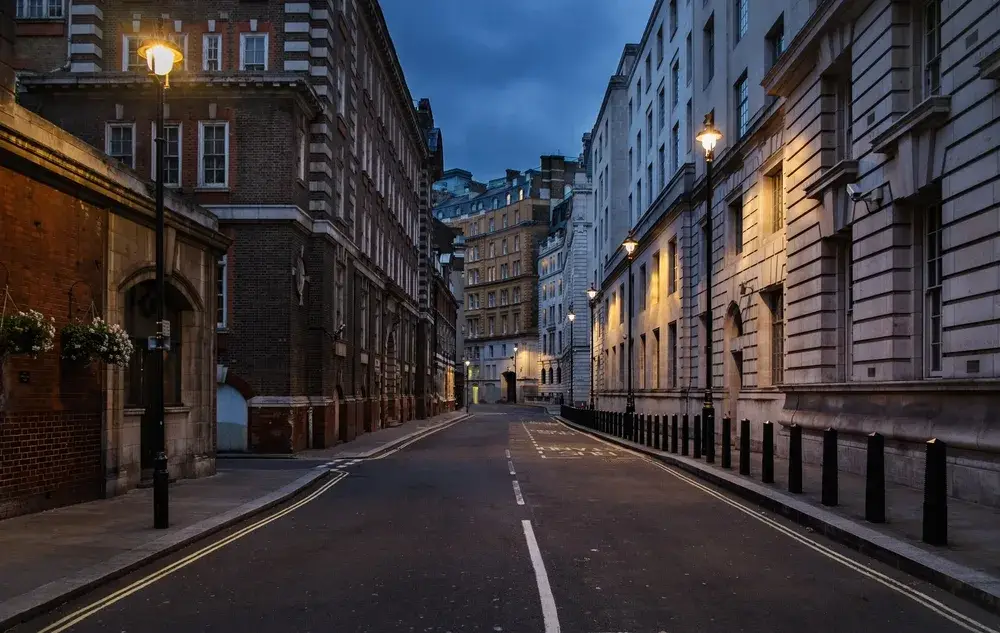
61, 317, 134, 367
0, 309, 56, 359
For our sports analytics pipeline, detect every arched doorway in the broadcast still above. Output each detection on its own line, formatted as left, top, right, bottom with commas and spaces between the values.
502, 370, 517, 403
385, 331, 399, 423
724, 302, 744, 419
217, 385, 248, 451
124, 279, 194, 470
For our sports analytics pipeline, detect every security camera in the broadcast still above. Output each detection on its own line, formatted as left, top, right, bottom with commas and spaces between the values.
846, 183, 862, 202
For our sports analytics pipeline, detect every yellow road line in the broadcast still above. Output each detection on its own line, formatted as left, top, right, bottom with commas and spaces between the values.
370, 415, 468, 460
36, 472, 348, 633
557, 419, 999, 633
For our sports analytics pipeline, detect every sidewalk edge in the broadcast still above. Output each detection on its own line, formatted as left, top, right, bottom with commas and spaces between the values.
558, 416, 1000, 616
357, 413, 471, 459
0, 469, 332, 631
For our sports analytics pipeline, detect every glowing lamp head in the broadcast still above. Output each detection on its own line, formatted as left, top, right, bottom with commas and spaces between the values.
567, 311, 576, 322
464, 359, 471, 367
696, 114, 723, 156
622, 235, 639, 257
513, 345, 518, 353
586, 286, 598, 301
138, 39, 183, 77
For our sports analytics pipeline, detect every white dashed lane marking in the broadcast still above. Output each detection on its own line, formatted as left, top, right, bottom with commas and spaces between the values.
316, 458, 363, 470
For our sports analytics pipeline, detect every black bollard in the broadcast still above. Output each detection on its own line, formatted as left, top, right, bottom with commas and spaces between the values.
788, 423, 802, 494
739, 418, 751, 476
865, 432, 885, 523
654, 415, 662, 450
705, 412, 715, 464
671, 414, 679, 453
923, 438, 948, 546
153, 451, 169, 529
693, 414, 702, 459
681, 414, 690, 456
822, 427, 838, 506
721, 417, 732, 469
646, 414, 653, 448
617, 412, 623, 437
762, 421, 774, 483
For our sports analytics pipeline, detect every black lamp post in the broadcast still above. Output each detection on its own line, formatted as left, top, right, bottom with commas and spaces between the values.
464, 359, 471, 413
586, 286, 597, 409
567, 307, 576, 407
138, 26, 182, 530
622, 235, 638, 415
695, 113, 723, 451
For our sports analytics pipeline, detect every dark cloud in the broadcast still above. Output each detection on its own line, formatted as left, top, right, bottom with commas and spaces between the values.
380, 0, 653, 180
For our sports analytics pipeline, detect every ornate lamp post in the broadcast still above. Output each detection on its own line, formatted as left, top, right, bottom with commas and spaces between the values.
695, 113, 724, 450
567, 308, 576, 407
622, 234, 639, 417
138, 27, 182, 530
464, 359, 471, 413
586, 286, 597, 409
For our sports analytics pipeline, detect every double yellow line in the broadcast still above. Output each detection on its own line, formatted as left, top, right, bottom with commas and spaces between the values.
557, 418, 1000, 633
36, 472, 348, 633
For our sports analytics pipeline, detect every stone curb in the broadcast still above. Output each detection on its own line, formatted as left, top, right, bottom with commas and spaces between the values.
558, 416, 1000, 616
346, 413, 472, 459
0, 469, 332, 631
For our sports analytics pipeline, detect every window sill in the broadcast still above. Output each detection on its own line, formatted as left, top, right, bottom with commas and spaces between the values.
165, 406, 191, 415
976, 48, 1000, 81
870, 95, 951, 156
124, 407, 145, 416
803, 159, 859, 201
194, 186, 230, 192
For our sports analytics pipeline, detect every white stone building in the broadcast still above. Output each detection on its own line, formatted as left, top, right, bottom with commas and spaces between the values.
588, 0, 1000, 506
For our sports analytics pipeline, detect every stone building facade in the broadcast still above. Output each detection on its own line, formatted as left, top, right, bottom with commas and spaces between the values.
589, 0, 1000, 506
1, 9, 228, 518
14, 0, 444, 452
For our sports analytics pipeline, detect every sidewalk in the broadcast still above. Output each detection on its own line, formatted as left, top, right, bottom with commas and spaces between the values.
0, 466, 328, 630
299, 409, 469, 460
559, 416, 1000, 614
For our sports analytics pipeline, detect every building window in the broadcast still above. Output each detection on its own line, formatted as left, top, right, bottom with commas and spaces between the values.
628, 148, 633, 178
923, 0, 941, 97
151, 122, 181, 186
239, 33, 268, 71
729, 196, 743, 255
636, 178, 642, 213
686, 33, 693, 85
668, 238, 677, 294
618, 285, 625, 324
658, 86, 666, 131
925, 204, 943, 374
656, 24, 664, 65
837, 238, 853, 381
122, 35, 143, 71
669, 0, 678, 37
198, 121, 229, 188
639, 264, 647, 311
686, 100, 693, 157
646, 164, 653, 204
645, 54, 652, 87
768, 289, 785, 385
652, 328, 661, 388
651, 252, 661, 305
735, 0, 748, 44
106, 123, 135, 169
671, 60, 680, 108
337, 67, 346, 116
203, 34, 222, 71
668, 321, 678, 388
671, 123, 679, 174
296, 124, 307, 181
735, 71, 749, 137
703, 16, 715, 86
639, 334, 647, 389
646, 108, 653, 148
769, 169, 784, 232
514, 236, 520, 251
835, 75, 853, 160
216, 256, 228, 329
658, 144, 666, 192
766, 15, 785, 68
16, 0, 63, 18
513, 261, 521, 276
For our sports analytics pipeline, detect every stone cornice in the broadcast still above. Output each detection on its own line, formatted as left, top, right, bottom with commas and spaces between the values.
870, 96, 951, 156
976, 47, 1000, 80
0, 102, 229, 253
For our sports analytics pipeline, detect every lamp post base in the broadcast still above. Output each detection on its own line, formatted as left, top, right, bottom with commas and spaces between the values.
153, 451, 169, 529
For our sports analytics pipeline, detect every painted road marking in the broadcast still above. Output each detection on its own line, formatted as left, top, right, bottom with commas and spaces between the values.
508, 460, 517, 476
370, 416, 468, 460
513, 480, 525, 506
505, 448, 511, 459
35, 472, 349, 633
558, 420, 1000, 633
523, 520, 561, 633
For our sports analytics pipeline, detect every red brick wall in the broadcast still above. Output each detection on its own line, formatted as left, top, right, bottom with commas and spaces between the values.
0, 165, 106, 519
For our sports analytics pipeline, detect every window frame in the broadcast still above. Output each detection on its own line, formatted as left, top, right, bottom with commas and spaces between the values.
239, 32, 269, 72
217, 255, 228, 330
203, 33, 223, 71
150, 121, 182, 187
198, 120, 230, 189
15, 0, 64, 19
105, 122, 137, 169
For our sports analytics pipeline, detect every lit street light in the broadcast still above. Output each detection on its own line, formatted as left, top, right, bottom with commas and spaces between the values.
464, 359, 471, 413
567, 308, 576, 407
622, 235, 638, 421
138, 25, 182, 530
586, 286, 597, 409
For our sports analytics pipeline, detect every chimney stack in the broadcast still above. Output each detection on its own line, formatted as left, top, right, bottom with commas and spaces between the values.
506, 169, 520, 184
0, 0, 15, 104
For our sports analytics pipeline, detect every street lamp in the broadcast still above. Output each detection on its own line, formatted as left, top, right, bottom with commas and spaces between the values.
567, 308, 576, 407
512, 345, 518, 404
464, 359, 471, 413
695, 113, 723, 455
138, 27, 182, 531
622, 235, 638, 420
586, 286, 597, 409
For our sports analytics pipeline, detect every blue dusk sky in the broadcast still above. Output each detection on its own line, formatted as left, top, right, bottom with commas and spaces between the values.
380, 0, 654, 182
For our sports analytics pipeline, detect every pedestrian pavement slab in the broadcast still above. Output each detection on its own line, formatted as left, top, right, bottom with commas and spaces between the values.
559, 416, 1000, 615
0, 466, 329, 631
299, 410, 469, 460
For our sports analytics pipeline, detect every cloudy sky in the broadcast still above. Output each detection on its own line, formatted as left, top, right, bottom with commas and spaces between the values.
381, 0, 654, 182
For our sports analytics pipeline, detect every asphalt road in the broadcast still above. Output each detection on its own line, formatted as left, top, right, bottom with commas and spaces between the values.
12, 404, 1000, 633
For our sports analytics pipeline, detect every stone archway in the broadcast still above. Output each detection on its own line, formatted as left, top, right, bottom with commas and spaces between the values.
385, 330, 399, 424
724, 301, 745, 420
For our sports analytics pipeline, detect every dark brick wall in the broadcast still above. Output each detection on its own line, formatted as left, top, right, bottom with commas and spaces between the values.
12, 21, 65, 73
0, 0, 14, 104
0, 164, 106, 519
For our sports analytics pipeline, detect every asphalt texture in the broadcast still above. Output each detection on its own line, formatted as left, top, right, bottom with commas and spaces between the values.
11, 404, 1000, 633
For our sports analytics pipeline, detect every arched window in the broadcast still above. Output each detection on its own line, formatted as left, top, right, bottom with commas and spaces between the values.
557, 366, 562, 383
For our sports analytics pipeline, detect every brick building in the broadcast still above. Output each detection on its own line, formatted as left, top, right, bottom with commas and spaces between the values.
1, 0, 228, 518
14, 0, 445, 452
434, 157, 582, 404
